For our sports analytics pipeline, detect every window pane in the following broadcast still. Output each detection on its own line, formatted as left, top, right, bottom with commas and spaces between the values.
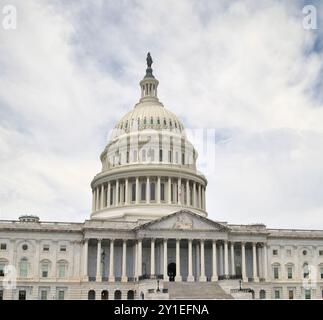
160, 183, 165, 201
141, 183, 146, 201
150, 183, 155, 201
131, 183, 136, 202
59, 264, 66, 278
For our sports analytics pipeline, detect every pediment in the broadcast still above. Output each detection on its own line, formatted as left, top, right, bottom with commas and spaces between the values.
136, 210, 229, 232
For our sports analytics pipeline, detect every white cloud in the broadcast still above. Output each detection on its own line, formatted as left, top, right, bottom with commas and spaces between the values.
0, 0, 322, 228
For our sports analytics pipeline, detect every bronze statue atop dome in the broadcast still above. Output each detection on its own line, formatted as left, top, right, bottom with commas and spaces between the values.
146, 52, 153, 68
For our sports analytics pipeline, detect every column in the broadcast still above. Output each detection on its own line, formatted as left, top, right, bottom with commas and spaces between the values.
83, 239, 88, 280
134, 242, 138, 280
200, 240, 206, 282
107, 182, 111, 207
125, 178, 129, 205
187, 239, 194, 282
219, 243, 223, 275
241, 242, 247, 282
96, 187, 100, 210
263, 244, 268, 281
193, 182, 196, 207
157, 176, 161, 204
96, 239, 102, 282
135, 177, 139, 204
163, 239, 168, 281
198, 184, 201, 208
109, 239, 115, 282
146, 177, 150, 204
224, 240, 229, 277
175, 239, 182, 281
202, 187, 206, 210
186, 180, 190, 206
115, 180, 119, 206
252, 243, 259, 282
211, 240, 218, 281
92, 190, 95, 212
231, 242, 235, 276
138, 239, 142, 277
122, 240, 127, 282
168, 177, 172, 204
150, 239, 155, 277
177, 178, 181, 205
100, 185, 104, 209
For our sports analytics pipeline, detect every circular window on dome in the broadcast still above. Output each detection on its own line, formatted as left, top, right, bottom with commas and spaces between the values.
303, 250, 307, 256
22, 244, 28, 251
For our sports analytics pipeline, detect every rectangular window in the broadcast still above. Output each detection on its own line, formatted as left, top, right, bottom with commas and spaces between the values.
168, 150, 172, 163
19, 290, 26, 300
305, 289, 311, 300
0, 243, 7, 250
60, 245, 67, 252
182, 153, 185, 165
20, 261, 28, 278
41, 290, 47, 300
287, 267, 293, 279
0, 290, 3, 300
320, 267, 323, 279
43, 245, 49, 252
42, 265, 49, 278
273, 267, 279, 279
159, 149, 163, 162
141, 183, 146, 201
274, 290, 280, 299
58, 290, 65, 300
150, 182, 155, 201
288, 290, 294, 300
319, 250, 323, 256
273, 249, 278, 256
160, 183, 165, 201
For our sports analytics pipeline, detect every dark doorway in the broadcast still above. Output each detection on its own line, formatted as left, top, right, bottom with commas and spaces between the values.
127, 290, 135, 300
168, 263, 176, 281
18, 290, 26, 300
88, 290, 95, 300
101, 290, 108, 300
114, 290, 122, 300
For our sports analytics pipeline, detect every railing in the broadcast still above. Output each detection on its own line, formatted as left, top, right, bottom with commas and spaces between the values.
218, 275, 242, 280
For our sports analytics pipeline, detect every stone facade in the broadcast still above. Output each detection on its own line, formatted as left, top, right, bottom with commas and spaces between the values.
1, 55, 323, 300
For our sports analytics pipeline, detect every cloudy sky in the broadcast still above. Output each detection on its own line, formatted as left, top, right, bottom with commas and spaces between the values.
0, 0, 323, 228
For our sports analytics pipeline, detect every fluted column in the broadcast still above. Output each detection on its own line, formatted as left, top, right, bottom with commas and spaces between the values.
177, 178, 181, 205
92, 190, 95, 212
107, 182, 111, 207
138, 239, 142, 277
150, 239, 155, 277
186, 180, 190, 206
219, 243, 223, 275
115, 180, 119, 206
168, 177, 172, 204
125, 178, 129, 205
157, 176, 161, 203
193, 182, 196, 207
263, 244, 268, 281
198, 184, 201, 208
100, 185, 104, 209
121, 240, 127, 282
146, 177, 150, 203
200, 240, 206, 282
163, 239, 168, 281
109, 239, 115, 282
96, 239, 102, 282
211, 240, 218, 281
231, 242, 235, 276
253, 243, 259, 282
83, 239, 88, 280
175, 239, 182, 281
135, 177, 139, 204
187, 239, 194, 281
241, 242, 247, 282
224, 240, 229, 277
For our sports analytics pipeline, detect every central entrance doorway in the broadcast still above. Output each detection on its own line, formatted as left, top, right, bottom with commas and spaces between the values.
168, 263, 176, 281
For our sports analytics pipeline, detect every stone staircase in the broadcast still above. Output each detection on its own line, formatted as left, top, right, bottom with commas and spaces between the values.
163, 282, 233, 300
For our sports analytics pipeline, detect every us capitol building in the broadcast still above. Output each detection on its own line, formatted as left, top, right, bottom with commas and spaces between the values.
1, 54, 323, 300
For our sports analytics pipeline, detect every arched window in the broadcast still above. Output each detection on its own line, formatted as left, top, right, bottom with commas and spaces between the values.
101, 290, 108, 300
88, 290, 95, 300
58, 260, 67, 278
303, 263, 310, 279
141, 183, 146, 201
40, 260, 50, 278
150, 182, 155, 201
19, 258, 28, 278
127, 290, 135, 300
114, 290, 122, 300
